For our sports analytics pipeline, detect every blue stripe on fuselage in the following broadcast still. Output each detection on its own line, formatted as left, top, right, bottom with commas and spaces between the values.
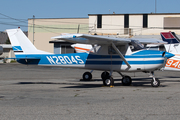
15, 50, 165, 65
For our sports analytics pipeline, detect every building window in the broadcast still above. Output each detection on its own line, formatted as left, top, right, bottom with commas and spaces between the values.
124, 14, 129, 28
143, 14, 148, 28
97, 15, 102, 28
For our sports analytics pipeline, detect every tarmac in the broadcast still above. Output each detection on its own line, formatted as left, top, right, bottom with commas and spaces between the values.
0, 63, 180, 120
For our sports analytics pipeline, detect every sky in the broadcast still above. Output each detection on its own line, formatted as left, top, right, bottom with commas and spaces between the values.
0, 0, 180, 31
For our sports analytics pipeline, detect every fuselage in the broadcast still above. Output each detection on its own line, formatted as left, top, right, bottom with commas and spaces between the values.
15, 50, 173, 72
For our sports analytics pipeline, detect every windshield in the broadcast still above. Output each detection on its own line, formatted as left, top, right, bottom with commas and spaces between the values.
130, 40, 144, 52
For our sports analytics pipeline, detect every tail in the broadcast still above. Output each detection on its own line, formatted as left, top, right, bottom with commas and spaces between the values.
160, 31, 180, 53
161, 31, 180, 44
6, 28, 50, 56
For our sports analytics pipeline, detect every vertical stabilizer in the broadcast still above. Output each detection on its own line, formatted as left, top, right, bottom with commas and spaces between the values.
161, 31, 180, 53
6, 28, 50, 55
161, 31, 180, 44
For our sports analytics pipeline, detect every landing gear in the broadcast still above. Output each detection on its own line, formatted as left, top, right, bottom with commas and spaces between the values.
103, 76, 114, 86
149, 71, 160, 87
101, 71, 109, 80
118, 72, 132, 86
81, 71, 160, 87
82, 72, 92, 81
101, 71, 114, 86
151, 78, 160, 87
101, 71, 132, 86
122, 76, 132, 86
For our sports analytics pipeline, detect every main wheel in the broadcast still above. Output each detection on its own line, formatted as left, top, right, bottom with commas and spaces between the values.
103, 76, 114, 86
151, 78, 160, 87
82, 72, 92, 81
122, 76, 132, 86
101, 71, 109, 80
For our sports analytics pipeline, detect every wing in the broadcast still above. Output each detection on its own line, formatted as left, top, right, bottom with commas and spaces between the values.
52, 34, 167, 45
131, 38, 167, 44
52, 34, 131, 45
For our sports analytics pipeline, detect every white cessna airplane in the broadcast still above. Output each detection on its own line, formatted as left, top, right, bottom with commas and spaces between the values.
6, 28, 174, 87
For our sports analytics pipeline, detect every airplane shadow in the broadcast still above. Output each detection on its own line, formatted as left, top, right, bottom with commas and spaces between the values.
15, 76, 180, 88
15, 74, 180, 88
16, 81, 103, 88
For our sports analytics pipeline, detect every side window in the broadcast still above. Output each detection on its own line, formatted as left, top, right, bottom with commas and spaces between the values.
159, 45, 166, 51
108, 45, 126, 54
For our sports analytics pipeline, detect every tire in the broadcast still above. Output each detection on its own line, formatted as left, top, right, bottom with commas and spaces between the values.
103, 77, 114, 86
151, 78, 160, 87
101, 71, 109, 80
82, 72, 92, 81
122, 76, 132, 86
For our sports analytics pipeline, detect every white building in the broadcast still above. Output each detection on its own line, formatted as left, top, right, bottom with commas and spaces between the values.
28, 18, 89, 53
88, 13, 180, 37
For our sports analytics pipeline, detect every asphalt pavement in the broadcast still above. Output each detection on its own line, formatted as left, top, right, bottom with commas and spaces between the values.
0, 63, 180, 120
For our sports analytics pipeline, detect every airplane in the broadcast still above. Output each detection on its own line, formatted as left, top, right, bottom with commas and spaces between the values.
6, 28, 174, 87
72, 32, 180, 72
160, 31, 180, 71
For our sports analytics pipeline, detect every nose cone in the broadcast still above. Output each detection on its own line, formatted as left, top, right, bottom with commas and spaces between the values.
164, 52, 174, 59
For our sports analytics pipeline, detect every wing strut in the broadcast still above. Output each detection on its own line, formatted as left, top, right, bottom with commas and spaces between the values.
111, 42, 131, 69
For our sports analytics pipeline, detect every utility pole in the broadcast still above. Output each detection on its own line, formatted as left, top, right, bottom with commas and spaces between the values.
33, 15, 35, 45
77, 24, 80, 33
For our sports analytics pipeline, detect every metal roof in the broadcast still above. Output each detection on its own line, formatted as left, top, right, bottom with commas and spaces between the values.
88, 13, 180, 16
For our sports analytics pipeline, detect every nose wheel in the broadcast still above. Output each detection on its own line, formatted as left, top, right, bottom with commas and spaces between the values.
149, 71, 160, 87
151, 78, 160, 87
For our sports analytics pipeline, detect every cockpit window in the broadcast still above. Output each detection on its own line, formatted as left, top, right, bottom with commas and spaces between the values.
108, 45, 126, 54
130, 40, 144, 52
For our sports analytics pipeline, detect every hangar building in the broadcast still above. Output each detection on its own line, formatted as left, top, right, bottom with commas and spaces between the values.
27, 13, 180, 54
28, 18, 89, 54
88, 13, 180, 36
